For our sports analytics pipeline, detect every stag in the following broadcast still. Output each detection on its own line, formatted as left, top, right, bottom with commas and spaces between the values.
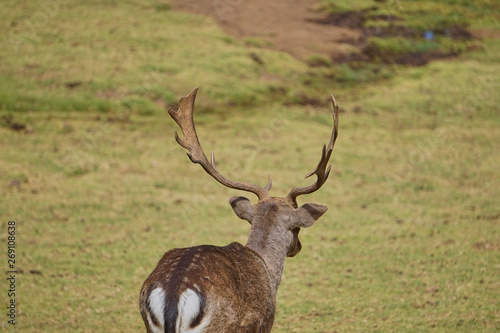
139, 88, 339, 333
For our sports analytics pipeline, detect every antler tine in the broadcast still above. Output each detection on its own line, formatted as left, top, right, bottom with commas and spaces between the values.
168, 88, 270, 200
286, 95, 339, 206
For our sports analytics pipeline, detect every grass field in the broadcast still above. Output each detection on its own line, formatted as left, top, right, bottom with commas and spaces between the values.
1, 0, 499, 332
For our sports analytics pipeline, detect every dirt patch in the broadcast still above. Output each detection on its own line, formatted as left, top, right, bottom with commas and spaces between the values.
171, 1, 477, 67
315, 11, 472, 39
471, 28, 500, 40
170, 0, 362, 61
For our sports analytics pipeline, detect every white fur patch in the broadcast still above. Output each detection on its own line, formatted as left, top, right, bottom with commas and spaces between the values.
147, 287, 165, 333
176, 288, 209, 333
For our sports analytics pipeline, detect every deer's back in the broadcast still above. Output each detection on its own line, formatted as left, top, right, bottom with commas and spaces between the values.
139, 242, 275, 333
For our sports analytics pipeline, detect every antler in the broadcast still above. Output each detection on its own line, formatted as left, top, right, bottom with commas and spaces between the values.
168, 87, 271, 200
286, 95, 339, 206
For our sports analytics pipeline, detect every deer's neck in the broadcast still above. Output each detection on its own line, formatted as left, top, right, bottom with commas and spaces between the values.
245, 227, 290, 293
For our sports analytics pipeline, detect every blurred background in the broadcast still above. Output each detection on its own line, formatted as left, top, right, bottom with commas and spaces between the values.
1, 1, 499, 332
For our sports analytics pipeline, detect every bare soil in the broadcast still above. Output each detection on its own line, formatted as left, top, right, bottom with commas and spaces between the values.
170, 0, 362, 61
171, 1, 485, 67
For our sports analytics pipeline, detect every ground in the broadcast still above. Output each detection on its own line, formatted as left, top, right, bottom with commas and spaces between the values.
1, 1, 499, 332
171, 0, 361, 61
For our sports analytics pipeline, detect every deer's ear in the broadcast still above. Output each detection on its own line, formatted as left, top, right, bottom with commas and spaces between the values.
293, 203, 328, 228
229, 196, 254, 223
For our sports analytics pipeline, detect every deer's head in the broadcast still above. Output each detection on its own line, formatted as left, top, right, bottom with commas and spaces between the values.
169, 88, 338, 257
229, 197, 327, 257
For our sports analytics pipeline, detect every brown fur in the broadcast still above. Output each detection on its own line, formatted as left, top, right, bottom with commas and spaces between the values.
139, 197, 326, 332
140, 243, 275, 332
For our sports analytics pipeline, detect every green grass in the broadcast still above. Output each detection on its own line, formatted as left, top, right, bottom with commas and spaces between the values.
1, 1, 500, 332
0, 0, 309, 113
320, 0, 500, 30
2, 0, 494, 115
319, 0, 499, 65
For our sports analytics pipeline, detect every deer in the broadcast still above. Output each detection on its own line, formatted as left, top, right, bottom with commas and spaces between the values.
139, 87, 339, 333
